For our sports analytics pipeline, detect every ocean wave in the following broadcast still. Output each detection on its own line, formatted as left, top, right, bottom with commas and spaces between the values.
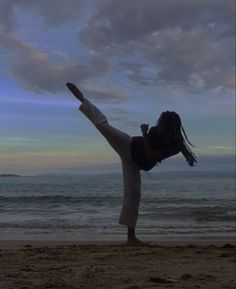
0, 174, 235, 238
0, 195, 120, 205
140, 205, 236, 222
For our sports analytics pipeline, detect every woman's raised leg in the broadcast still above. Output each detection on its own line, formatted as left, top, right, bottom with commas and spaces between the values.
67, 82, 132, 159
66, 82, 142, 244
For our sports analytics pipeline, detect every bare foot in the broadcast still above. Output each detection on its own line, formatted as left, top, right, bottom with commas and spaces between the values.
127, 236, 144, 246
66, 82, 85, 102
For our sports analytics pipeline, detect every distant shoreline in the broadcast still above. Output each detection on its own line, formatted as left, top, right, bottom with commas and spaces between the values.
0, 171, 234, 178
0, 174, 22, 177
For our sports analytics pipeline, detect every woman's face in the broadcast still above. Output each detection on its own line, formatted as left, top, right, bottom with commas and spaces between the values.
156, 119, 167, 135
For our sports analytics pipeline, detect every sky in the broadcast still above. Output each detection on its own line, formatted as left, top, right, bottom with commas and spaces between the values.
0, 0, 235, 175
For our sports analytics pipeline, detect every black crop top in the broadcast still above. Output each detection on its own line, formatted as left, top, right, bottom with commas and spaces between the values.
131, 126, 181, 171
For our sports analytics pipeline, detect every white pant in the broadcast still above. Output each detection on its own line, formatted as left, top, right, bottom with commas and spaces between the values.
79, 99, 141, 229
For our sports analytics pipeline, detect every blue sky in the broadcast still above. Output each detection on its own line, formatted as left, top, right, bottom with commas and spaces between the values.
0, 0, 235, 175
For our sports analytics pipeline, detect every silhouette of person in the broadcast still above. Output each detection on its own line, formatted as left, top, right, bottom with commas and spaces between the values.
66, 82, 197, 244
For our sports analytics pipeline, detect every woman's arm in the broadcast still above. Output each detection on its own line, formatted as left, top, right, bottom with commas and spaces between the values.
140, 124, 159, 160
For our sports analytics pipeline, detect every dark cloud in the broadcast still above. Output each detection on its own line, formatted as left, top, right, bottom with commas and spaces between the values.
81, 86, 128, 104
0, 0, 88, 93
0, 28, 100, 93
0, 0, 112, 98
0, 0, 81, 29
0, 0, 234, 98
0, 0, 15, 30
80, 0, 235, 88
21, 0, 81, 26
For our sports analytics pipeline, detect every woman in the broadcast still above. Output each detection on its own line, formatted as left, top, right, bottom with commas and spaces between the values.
66, 82, 197, 244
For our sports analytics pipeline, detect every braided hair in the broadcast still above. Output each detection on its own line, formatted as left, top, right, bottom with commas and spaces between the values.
156, 111, 197, 167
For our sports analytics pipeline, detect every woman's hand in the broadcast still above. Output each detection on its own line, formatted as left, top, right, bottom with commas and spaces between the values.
141, 123, 156, 160
140, 123, 149, 136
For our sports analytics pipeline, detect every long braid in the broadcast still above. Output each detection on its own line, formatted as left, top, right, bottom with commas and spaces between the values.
181, 125, 194, 147
157, 111, 197, 167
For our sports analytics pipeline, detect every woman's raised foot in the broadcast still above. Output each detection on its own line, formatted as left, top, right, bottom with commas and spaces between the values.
66, 82, 85, 102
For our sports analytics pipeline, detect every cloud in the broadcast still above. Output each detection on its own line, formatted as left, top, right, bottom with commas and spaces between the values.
0, 27, 125, 104
108, 108, 139, 128
22, 0, 81, 26
0, 0, 81, 93
0, 25, 126, 103
81, 85, 128, 104
0, 1, 112, 98
0, 0, 81, 29
0, 27, 111, 96
0, 29, 82, 92
80, 0, 235, 89
0, 0, 234, 98
0, 0, 15, 30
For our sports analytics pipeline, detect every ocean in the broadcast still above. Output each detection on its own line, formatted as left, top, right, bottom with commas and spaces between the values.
0, 172, 235, 242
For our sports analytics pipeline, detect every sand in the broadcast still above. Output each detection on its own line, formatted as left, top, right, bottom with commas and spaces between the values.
0, 240, 235, 289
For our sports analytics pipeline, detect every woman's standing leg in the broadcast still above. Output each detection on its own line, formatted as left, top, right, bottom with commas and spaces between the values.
119, 157, 142, 244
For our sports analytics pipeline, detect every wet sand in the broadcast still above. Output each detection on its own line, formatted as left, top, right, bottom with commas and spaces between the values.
0, 240, 235, 289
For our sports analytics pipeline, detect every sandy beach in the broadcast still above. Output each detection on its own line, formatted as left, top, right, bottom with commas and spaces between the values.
0, 240, 235, 289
